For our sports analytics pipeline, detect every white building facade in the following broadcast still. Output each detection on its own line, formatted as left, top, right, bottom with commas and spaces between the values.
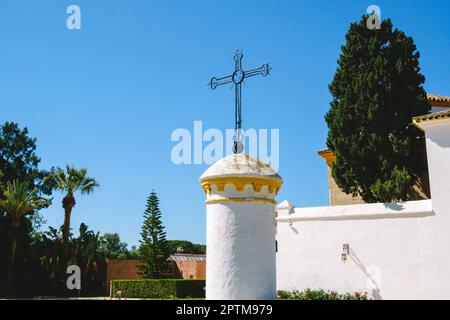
276, 109, 450, 299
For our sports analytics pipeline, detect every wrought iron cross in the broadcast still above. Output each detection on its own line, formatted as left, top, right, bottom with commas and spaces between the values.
209, 50, 270, 154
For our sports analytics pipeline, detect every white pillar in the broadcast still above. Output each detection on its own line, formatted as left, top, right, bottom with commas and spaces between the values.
200, 154, 283, 300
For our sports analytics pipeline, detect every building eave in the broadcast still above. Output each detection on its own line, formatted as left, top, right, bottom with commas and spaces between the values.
427, 94, 450, 108
413, 110, 450, 131
318, 149, 336, 165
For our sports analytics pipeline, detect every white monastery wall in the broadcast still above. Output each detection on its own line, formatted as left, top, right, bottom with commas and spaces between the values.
276, 119, 450, 300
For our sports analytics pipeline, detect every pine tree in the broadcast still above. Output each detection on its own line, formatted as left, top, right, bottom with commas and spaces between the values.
139, 191, 170, 278
325, 16, 430, 203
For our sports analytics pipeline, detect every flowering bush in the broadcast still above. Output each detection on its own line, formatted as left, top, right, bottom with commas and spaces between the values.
277, 289, 369, 300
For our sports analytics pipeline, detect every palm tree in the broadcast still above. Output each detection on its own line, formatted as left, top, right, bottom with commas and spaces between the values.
48, 166, 99, 258
0, 180, 50, 295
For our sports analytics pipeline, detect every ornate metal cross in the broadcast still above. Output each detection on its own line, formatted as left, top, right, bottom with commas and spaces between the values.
209, 50, 270, 154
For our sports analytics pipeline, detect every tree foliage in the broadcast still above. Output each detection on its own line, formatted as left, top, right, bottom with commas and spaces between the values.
0, 122, 50, 295
0, 181, 50, 220
325, 16, 430, 202
48, 166, 99, 197
46, 165, 99, 258
0, 180, 50, 296
167, 240, 206, 254
30, 223, 107, 296
99, 233, 131, 259
0, 122, 50, 196
139, 191, 170, 278
0, 121, 198, 296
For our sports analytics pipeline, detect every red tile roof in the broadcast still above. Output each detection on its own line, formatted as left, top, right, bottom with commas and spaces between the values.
427, 94, 450, 107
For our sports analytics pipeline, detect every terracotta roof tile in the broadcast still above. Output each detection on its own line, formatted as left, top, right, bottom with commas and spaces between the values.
413, 109, 450, 124
427, 94, 450, 107
318, 149, 336, 165
317, 149, 333, 156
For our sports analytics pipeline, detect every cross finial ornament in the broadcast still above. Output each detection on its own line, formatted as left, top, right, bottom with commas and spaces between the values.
209, 50, 271, 154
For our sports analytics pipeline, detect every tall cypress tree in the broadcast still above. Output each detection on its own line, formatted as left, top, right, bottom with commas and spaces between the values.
139, 191, 170, 278
325, 16, 430, 203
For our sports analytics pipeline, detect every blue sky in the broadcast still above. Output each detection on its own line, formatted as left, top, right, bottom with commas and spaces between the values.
1, 0, 449, 247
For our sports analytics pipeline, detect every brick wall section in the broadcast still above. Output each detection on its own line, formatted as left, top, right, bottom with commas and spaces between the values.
171, 260, 206, 279
106, 259, 142, 295
106, 256, 206, 295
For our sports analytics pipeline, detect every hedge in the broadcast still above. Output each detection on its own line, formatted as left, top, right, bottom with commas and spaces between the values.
111, 279, 205, 299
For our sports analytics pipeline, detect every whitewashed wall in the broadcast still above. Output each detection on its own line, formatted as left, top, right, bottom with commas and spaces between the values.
207, 201, 276, 300
276, 119, 450, 300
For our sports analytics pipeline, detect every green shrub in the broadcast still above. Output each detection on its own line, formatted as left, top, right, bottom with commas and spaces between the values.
111, 279, 205, 299
277, 289, 369, 300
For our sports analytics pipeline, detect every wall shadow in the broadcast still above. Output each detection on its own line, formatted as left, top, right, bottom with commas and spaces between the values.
348, 247, 383, 300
